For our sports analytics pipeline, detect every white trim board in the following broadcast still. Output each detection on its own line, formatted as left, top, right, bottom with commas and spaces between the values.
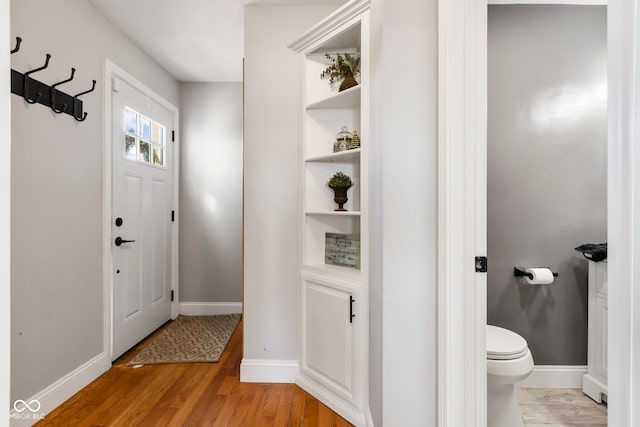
437, 0, 487, 424
179, 302, 242, 316
240, 359, 298, 383
516, 365, 588, 389
9, 353, 108, 427
366, 406, 374, 427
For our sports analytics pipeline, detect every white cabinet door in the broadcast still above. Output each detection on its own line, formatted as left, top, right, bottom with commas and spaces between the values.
300, 272, 361, 407
584, 261, 607, 403
595, 295, 608, 379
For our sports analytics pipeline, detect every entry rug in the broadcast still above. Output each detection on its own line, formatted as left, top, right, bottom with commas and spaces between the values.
127, 314, 241, 366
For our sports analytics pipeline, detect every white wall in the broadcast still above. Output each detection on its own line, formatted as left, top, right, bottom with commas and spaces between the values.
179, 83, 243, 303
377, 0, 438, 424
2, 0, 12, 424
10, 0, 179, 405
243, 5, 337, 367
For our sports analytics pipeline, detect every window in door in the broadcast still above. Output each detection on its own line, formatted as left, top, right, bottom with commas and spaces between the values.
123, 107, 166, 167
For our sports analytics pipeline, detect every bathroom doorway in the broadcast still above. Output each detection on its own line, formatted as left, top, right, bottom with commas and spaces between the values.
487, 3, 607, 424
434, 0, 633, 425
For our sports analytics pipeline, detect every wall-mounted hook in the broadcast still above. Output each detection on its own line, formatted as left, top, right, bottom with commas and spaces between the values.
23, 53, 51, 104
50, 68, 75, 114
10, 37, 22, 54
73, 79, 96, 122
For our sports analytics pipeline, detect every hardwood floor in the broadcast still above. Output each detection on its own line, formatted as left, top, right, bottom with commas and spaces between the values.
37, 320, 353, 426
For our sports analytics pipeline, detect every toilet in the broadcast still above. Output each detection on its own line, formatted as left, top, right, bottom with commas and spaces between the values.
487, 325, 534, 427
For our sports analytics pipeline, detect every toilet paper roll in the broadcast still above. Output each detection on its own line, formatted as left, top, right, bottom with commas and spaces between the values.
525, 268, 555, 285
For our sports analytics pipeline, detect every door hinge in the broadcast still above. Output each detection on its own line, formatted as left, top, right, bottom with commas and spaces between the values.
171, 290, 174, 302
171, 210, 175, 222
475, 256, 488, 273
171, 130, 175, 142
111, 77, 120, 92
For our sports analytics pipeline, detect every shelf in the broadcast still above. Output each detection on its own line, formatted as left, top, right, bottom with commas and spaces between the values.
306, 149, 360, 163
306, 85, 361, 110
302, 263, 363, 279
305, 211, 361, 217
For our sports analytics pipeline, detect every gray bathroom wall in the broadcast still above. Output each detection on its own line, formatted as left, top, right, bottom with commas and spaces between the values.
180, 83, 243, 303
488, 5, 607, 365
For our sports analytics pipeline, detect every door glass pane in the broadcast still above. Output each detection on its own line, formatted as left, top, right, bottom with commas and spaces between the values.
139, 141, 150, 162
140, 116, 151, 140
123, 106, 168, 168
153, 146, 164, 166
125, 135, 137, 159
124, 108, 137, 134
152, 123, 164, 145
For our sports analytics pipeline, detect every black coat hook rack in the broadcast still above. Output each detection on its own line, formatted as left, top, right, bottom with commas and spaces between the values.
9, 37, 96, 122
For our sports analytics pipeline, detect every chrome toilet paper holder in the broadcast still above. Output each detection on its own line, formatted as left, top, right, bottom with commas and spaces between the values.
514, 266, 559, 279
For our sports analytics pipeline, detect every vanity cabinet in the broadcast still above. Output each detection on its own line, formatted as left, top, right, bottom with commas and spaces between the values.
583, 260, 607, 403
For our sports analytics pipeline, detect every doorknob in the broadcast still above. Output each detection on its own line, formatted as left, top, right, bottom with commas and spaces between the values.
115, 237, 136, 246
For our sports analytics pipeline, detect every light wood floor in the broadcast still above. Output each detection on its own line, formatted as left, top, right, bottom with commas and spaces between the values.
36, 320, 353, 426
517, 388, 608, 426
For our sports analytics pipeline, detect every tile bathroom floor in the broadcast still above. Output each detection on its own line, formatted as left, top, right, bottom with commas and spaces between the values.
517, 388, 607, 426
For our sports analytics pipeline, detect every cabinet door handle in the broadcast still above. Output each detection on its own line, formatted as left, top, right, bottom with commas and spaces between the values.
350, 296, 355, 323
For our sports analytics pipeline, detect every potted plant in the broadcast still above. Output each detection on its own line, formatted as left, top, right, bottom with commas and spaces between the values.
320, 53, 361, 92
327, 172, 353, 211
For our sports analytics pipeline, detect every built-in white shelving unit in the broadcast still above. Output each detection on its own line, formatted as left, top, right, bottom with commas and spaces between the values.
289, 1, 370, 425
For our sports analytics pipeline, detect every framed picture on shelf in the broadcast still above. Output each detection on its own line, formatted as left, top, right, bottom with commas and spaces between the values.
325, 232, 360, 269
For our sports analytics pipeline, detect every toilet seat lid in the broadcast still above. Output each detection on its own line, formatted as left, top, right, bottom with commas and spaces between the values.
487, 325, 529, 360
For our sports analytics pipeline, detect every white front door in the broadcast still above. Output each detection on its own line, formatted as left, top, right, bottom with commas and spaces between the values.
111, 77, 174, 360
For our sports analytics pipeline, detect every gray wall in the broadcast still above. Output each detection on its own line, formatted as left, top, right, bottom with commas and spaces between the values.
11, 0, 179, 402
487, 5, 607, 365
243, 4, 338, 362
180, 83, 242, 302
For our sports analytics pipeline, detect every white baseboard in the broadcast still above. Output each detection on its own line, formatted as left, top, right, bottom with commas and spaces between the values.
179, 302, 242, 316
10, 353, 109, 426
516, 365, 587, 389
240, 359, 298, 383
583, 374, 607, 403
366, 406, 375, 427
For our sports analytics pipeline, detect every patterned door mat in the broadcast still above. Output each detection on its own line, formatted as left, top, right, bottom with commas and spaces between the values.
127, 314, 241, 366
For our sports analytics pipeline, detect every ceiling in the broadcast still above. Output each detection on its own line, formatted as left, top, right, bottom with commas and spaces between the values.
88, 0, 347, 83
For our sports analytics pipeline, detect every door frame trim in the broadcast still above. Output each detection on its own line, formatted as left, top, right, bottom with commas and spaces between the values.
102, 59, 180, 361
437, 1, 640, 426
437, 0, 487, 424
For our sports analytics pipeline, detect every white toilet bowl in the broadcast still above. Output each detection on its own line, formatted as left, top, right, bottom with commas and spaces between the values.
487, 325, 534, 427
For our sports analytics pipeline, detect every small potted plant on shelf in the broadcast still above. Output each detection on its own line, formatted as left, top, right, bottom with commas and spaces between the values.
320, 52, 361, 92
327, 172, 353, 211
